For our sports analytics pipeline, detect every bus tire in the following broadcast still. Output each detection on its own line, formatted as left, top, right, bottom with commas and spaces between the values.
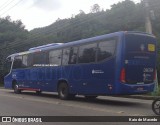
152, 98, 160, 115
85, 95, 98, 100
58, 82, 70, 100
13, 83, 21, 94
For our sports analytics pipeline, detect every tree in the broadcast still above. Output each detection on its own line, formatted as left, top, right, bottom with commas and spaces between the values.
79, 10, 85, 15
90, 4, 101, 13
0, 17, 28, 83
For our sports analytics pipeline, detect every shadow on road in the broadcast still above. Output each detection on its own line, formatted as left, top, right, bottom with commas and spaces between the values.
7, 90, 149, 109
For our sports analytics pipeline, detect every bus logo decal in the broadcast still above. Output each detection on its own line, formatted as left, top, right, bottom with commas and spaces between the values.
92, 70, 104, 74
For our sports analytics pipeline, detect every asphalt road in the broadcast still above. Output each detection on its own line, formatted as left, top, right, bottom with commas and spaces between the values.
0, 88, 159, 125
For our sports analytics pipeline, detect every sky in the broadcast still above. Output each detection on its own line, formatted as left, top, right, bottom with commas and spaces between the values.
0, 0, 141, 31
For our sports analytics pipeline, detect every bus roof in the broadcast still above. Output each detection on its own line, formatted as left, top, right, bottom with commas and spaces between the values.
124, 31, 156, 37
29, 43, 63, 50
35, 31, 123, 52
7, 31, 155, 58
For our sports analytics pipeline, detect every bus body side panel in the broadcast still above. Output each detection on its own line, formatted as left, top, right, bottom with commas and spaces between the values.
114, 33, 125, 94
25, 67, 55, 91
64, 59, 116, 95
4, 73, 13, 89
11, 69, 28, 88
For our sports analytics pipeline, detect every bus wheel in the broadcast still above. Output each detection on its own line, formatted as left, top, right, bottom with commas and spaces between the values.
85, 95, 98, 100
58, 82, 70, 100
13, 84, 21, 94
152, 98, 160, 115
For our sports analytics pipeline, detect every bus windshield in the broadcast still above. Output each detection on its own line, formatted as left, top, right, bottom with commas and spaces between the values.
5, 57, 13, 75
124, 33, 156, 84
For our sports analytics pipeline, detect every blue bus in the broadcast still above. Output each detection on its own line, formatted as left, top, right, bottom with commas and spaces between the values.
4, 31, 157, 99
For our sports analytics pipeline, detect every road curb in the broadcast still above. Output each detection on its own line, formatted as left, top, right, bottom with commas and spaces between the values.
114, 95, 159, 100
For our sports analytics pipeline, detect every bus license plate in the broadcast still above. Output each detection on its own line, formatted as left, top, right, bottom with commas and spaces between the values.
137, 87, 144, 91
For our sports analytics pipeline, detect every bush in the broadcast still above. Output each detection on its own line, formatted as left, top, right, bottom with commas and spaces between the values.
151, 85, 160, 96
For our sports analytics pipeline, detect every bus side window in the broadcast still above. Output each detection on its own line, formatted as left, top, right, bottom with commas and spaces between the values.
49, 50, 62, 66
69, 47, 78, 64
62, 48, 70, 65
22, 55, 28, 68
97, 40, 116, 62
62, 47, 78, 65
12, 56, 23, 69
33, 52, 47, 66
27, 54, 33, 67
78, 43, 97, 63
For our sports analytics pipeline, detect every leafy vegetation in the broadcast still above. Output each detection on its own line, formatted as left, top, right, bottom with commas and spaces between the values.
0, 16, 28, 82
0, 0, 160, 95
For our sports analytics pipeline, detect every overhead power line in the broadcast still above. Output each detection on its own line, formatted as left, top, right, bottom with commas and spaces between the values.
0, 12, 109, 50
0, 5, 148, 51
0, 0, 16, 12
0, 0, 24, 17
0, 0, 12, 10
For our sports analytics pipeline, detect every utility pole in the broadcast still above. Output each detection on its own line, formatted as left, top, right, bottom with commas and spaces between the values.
142, 0, 158, 92
143, 0, 152, 34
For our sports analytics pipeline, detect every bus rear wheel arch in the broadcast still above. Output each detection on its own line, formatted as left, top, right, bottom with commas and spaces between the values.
57, 81, 75, 100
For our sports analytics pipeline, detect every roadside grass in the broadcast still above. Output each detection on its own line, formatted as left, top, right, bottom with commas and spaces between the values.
0, 83, 4, 87
151, 85, 160, 96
